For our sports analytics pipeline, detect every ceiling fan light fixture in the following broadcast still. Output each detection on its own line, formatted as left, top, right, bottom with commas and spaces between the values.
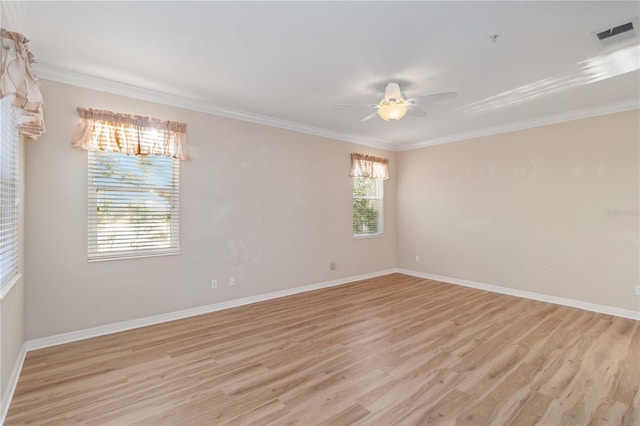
337, 81, 455, 122
377, 99, 408, 121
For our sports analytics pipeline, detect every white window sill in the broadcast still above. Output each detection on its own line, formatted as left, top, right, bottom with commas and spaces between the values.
0, 273, 22, 301
88, 250, 180, 263
353, 233, 384, 240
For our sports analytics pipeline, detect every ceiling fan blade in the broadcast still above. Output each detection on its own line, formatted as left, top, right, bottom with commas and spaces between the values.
407, 107, 427, 117
361, 111, 379, 122
334, 104, 378, 110
407, 91, 458, 105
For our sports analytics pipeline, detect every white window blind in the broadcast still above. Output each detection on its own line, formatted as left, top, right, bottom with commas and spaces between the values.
1, 97, 19, 287
88, 150, 180, 261
353, 177, 384, 237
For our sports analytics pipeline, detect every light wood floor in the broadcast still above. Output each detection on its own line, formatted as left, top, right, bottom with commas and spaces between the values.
6, 273, 639, 425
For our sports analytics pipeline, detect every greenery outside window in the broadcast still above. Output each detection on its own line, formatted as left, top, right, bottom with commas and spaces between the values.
353, 177, 383, 237
350, 153, 388, 238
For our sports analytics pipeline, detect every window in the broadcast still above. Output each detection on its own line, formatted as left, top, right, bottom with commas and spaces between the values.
72, 107, 189, 261
353, 177, 384, 237
350, 153, 388, 238
1, 97, 19, 288
1, 29, 43, 296
88, 150, 180, 261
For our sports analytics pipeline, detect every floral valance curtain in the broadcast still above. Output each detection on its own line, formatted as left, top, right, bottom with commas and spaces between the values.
0, 28, 45, 139
350, 153, 389, 180
71, 107, 191, 161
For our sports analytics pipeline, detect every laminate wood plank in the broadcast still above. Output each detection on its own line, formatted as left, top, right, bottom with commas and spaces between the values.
224, 399, 289, 426
317, 403, 370, 426
505, 391, 554, 425
6, 273, 639, 425
360, 368, 463, 425
412, 388, 472, 425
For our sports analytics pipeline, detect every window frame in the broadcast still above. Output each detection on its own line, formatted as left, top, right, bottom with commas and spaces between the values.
0, 97, 20, 296
352, 176, 384, 239
87, 150, 181, 262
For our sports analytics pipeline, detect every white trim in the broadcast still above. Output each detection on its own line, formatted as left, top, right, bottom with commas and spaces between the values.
25, 269, 397, 352
35, 64, 639, 154
396, 98, 640, 151
353, 233, 384, 240
4, 269, 636, 421
35, 64, 393, 151
87, 250, 181, 263
0, 270, 389, 422
1, 343, 27, 425
398, 269, 640, 320
0, 273, 22, 301
17, 268, 638, 350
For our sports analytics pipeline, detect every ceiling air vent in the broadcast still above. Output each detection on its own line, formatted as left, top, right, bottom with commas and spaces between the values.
594, 18, 638, 46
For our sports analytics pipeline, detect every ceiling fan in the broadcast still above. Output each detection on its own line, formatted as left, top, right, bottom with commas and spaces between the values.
337, 82, 457, 122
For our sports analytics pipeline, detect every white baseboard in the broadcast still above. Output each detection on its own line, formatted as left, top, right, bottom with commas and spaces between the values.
398, 269, 640, 321
26, 269, 397, 352
1, 343, 27, 425
21, 267, 639, 352
0, 269, 393, 423
5, 268, 636, 423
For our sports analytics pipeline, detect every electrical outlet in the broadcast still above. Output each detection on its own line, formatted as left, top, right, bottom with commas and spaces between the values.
415, 255, 420, 262
211, 279, 217, 289
330, 262, 336, 270
229, 277, 236, 286
635, 286, 640, 296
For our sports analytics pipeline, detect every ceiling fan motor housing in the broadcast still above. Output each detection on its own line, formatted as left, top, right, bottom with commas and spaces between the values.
383, 82, 404, 102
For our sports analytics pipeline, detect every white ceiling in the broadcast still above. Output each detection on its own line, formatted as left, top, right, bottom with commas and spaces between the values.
7, 1, 640, 150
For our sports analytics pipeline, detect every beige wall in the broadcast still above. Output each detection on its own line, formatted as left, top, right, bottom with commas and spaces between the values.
25, 80, 397, 339
1, 138, 25, 405
397, 110, 639, 311
21, 80, 639, 341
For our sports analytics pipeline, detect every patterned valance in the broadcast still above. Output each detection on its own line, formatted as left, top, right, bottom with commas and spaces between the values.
0, 28, 44, 139
350, 153, 389, 180
71, 107, 191, 160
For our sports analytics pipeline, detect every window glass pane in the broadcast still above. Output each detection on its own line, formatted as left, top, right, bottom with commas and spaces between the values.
92, 151, 173, 187
0, 97, 18, 286
352, 177, 383, 236
353, 198, 379, 234
353, 177, 377, 197
88, 150, 179, 261
95, 189, 173, 253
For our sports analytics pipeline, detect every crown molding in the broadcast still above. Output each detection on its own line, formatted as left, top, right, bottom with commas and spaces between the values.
35, 63, 639, 154
35, 63, 395, 151
396, 98, 640, 151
